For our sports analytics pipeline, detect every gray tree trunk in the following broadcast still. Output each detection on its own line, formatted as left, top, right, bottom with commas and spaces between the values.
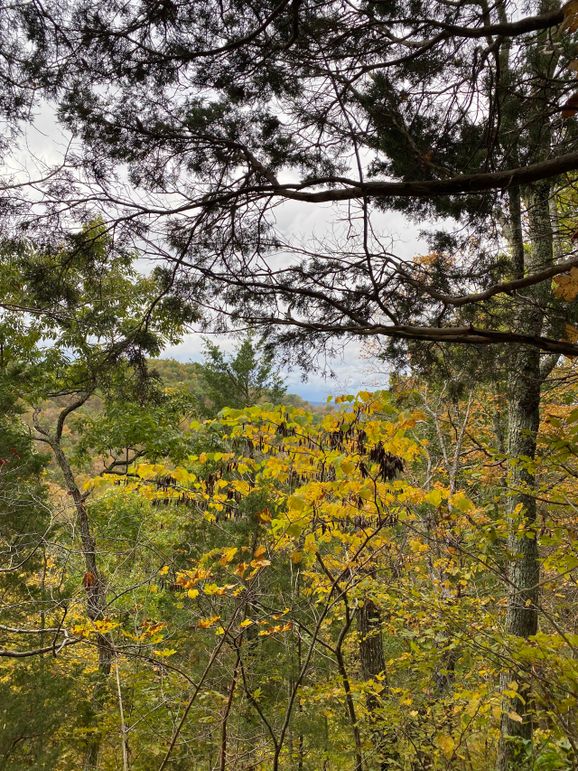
52, 439, 113, 770
497, 183, 554, 769
358, 598, 399, 770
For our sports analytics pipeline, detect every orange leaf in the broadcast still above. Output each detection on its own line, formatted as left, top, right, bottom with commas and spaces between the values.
563, 0, 578, 32
553, 267, 578, 301
197, 615, 220, 629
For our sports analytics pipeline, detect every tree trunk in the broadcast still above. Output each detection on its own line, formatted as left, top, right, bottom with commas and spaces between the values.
497, 183, 553, 769
358, 598, 399, 770
52, 441, 113, 770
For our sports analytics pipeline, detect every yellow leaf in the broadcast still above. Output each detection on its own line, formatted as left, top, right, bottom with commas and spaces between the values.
248, 558, 271, 571
197, 615, 220, 629
553, 266, 578, 301
153, 648, 176, 657
340, 460, 356, 475
159, 565, 170, 576
93, 619, 119, 634
203, 583, 235, 596
449, 491, 474, 513
409, 538, 428, 554
437, 734, 456, 757
240, 619, 254, 628
219, 547, 238, 566
287, 494, 307, 512
175, 567, 212, 588
424, 488, 445, 507
303, 533, 317, 554
507, 710, 524, 723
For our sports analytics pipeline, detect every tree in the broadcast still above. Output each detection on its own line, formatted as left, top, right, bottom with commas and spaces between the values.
108, 385, 577, 769
12, 0, 575, 348
3, 1, 578, 765
0, 317, 72, 769
0, 222, 194, 768
198, 336, 286, 416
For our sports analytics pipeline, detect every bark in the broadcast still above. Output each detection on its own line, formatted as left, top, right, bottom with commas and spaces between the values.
358, 598, 399, 770
50, 430, 113, 770
358, 599, 386, 695
335, 615, 363, 771
115, 660, 130, 771
497, 183, 553, 770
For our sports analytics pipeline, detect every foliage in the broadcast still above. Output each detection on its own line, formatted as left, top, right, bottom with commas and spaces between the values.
197, 335, 287, 416
0, 3, 577, 768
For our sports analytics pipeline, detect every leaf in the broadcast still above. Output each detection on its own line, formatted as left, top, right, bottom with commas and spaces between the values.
257, 508, 272, 523
437, 734, 456, 756
303, 533, 317, 554
424, 488, 445, 507
219, 547, 238, 566
553, 267, 578, 300
449, 490, 474, 513
507, 710, 524, 723
287, 494, 307, 512
340, 459, 356, 475
563, 0, 578, 32
203, 582, 235, 596
197, 615, 220, 629
176, 567, 212, 588
248, 558, 271, 572
93, 619, 119, 634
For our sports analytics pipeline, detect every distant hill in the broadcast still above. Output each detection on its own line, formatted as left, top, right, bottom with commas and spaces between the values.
149, 358, 314, 410
148, 358, 204, 393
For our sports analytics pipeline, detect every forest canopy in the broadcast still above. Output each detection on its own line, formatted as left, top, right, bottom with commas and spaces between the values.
0, 0, 578, 769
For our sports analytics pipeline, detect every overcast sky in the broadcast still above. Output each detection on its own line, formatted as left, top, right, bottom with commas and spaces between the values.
7, 103, 428, 402
161, 196, 426, 400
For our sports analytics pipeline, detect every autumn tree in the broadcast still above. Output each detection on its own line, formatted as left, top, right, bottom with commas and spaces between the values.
1, 0, 578, 765
100, 387, 578, 769
0, 316, 71, 768
0, 222, 194, 768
